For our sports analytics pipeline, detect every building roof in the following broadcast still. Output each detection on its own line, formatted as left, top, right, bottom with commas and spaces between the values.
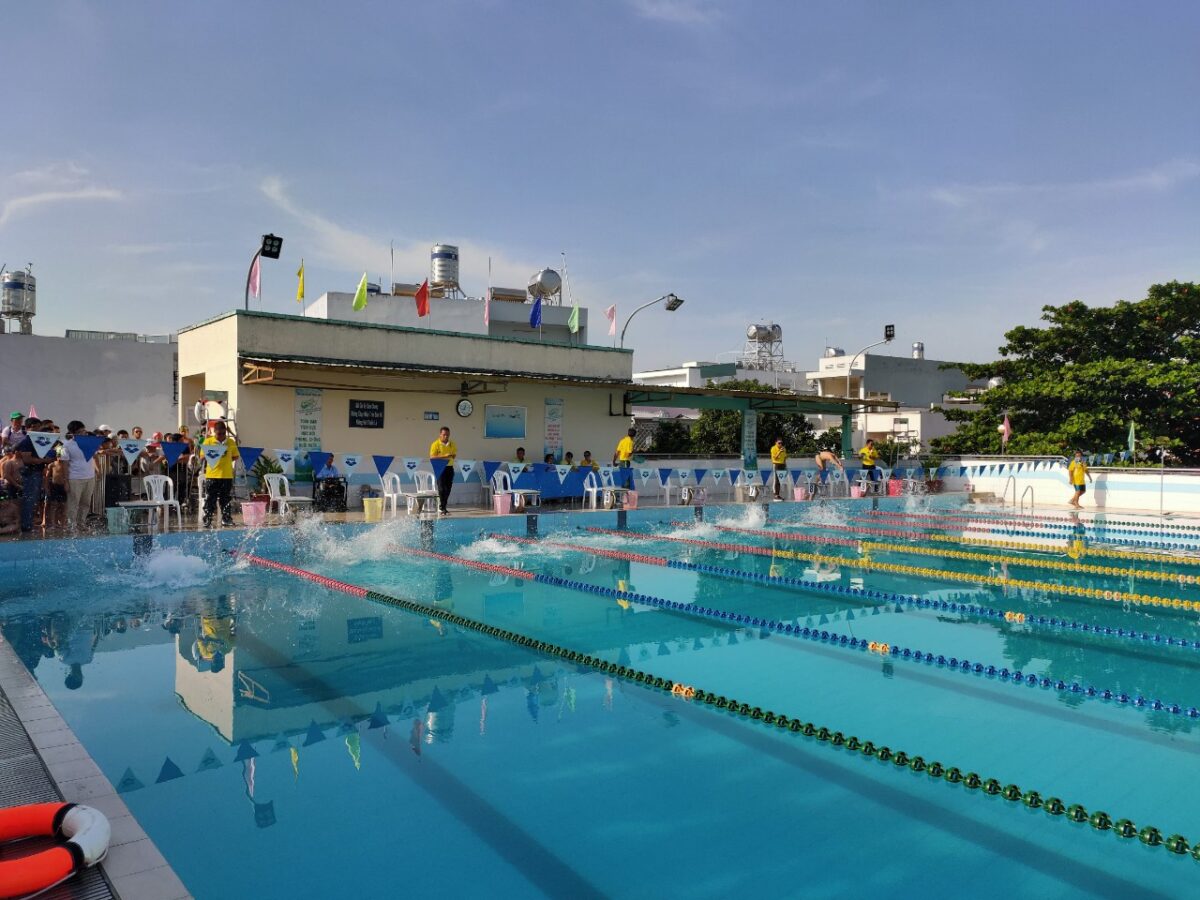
178, 309, 631, 355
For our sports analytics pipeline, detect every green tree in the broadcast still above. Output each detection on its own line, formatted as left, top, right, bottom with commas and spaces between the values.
650, 418, 693, 454
931, 281, 1200, 464
690, 379, 819, 455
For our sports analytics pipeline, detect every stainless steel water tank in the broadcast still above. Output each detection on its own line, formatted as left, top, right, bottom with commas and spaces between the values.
747, 324, 773, 341
824, 346, 845, 357
430, 244, 460, 289
912, 341, 925, 359
527, 268, 562, 299
1, 270, 35, 315
987, 376, 1005, 390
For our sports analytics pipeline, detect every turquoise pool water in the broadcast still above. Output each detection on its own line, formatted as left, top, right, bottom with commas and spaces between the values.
2, 497, 1199, 898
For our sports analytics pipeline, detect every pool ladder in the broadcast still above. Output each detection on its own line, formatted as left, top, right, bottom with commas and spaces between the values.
1020, 485, 1035, 514
1000, 475, 1017, 507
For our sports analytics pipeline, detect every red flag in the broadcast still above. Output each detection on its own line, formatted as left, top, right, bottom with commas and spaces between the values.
414, 279, 430, 317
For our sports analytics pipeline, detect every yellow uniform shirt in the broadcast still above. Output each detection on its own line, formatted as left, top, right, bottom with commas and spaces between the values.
616, 436, 634, 462
858, 445, 879, 467
1068, 460, 1087, 486
771, 444, 787, 465
430, 439, 457, 465
200, 436, 239, 479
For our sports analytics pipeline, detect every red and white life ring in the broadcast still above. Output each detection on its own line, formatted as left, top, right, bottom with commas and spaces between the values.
0, 802, 110, 899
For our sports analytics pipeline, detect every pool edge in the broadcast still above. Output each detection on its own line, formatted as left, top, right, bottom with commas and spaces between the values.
0, 630, 193, 900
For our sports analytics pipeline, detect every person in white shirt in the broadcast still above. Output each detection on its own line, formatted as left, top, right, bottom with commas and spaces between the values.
63, 420, 97, 531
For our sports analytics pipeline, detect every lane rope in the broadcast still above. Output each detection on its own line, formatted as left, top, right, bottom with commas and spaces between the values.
231, 550, 1200, 863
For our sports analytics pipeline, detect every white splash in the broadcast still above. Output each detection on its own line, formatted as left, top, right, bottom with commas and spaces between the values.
132, 547, 212, 588
292, 516, 419, 565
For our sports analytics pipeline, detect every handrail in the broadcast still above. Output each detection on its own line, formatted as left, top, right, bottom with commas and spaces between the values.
1020, 485, 1034, 514
1000, 475, 1016, 507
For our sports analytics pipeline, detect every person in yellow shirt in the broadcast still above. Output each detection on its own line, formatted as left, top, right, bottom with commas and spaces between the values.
771, 437, 788, 500
613, 428, 636, 490
200, 420, 239, 528
429, 426, 456, 515
1067, 449, 1092, 508
858, 438, 880, 486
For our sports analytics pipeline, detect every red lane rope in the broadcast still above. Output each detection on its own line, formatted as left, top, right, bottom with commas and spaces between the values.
232, 552, 370, 597
409, 547, 536, 580
489, 533, 672, 567
713, 524, 860, 547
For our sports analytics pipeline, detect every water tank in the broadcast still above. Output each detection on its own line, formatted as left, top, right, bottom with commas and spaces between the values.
770, 323, 783, 341
747, 324, 773, 341
1, 271, 35, 316
430, 244, 460, 290
912, 341, 925, 359
527, 268, 562, 299
824, 346, 845, 358
366, 282, 381, 295
987, 376, 1005, 390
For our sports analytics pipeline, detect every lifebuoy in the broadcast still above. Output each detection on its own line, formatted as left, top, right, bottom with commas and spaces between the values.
0, 802, 110, 899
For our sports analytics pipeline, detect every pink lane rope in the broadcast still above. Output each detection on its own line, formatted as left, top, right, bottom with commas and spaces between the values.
713, 524, 860, 547
488, 533, 671, 567
232, 552, 369, 597
408, 547, 535, 580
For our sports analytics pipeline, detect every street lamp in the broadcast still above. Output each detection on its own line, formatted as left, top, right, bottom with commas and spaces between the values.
844, 323, 895, 446
244, 233, 284, 311
619, 293, 684, 348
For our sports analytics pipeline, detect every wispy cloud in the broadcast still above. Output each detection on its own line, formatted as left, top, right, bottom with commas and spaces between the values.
260, 176, 542, 292
0, 187, 122, 228
625, 0, 723, 25
927, 158, 1200, 207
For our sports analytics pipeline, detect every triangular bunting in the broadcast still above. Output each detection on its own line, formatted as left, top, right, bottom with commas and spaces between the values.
760, 468, 773, 485
73, 434, 104, 462
428, 686, 448, 712
196, 748, 224, 772
429, 457, 449, 480
482, 461, 503, 484
200, 443, 227, 468
369, 702, 389, 729
116, 768, 145, 793
372, 454, 395, 478
156, 757, 184, 783
307, 451, 332, 475
457, 459, 476, 481
481, 674, 499, 695
598, 465, 615, 481
711, 468, 726, 483
274, 449, 296, 475
657, 468, 674, 487
304, 720, 327, 746
402, 457, 422, 478
159, 441, 187, 468
728, 469, 742, 484
234, 740, 259, 762
693, 468, 708, 484
27, 432, 60, 459
555, 464, 571, 483
638, 468, 654, 486
742, 470, 758, 484
341, 454, 362, 476
677, 469, 692, 483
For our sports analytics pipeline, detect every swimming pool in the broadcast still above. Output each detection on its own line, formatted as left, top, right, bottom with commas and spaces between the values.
2, 496, 1199, 898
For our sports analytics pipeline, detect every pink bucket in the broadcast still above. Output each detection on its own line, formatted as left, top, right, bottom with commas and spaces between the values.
242, 501, 267, 527
887, 479, 904, 496
493, 494, 513, 515
793, 487, 809, 501
850, 485, 864, 498
624, 491, 639, 510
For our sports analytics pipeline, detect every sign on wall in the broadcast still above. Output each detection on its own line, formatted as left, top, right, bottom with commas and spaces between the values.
349, 399, 385, 429
543, 398, 563, 461
294, 388, 323, 450
484, 404, 526, 439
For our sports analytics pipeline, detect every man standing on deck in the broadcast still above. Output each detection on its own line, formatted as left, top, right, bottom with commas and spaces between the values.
430, 426, 456, 515
1067, 449, 1093, 509
858, 439, 880, 486
613, 427, 636, 490
200, 419, 239, 528
771, 437, 788, 500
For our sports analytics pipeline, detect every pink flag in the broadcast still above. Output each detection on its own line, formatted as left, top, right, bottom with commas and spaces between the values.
605, 304, 617, 337
1001, 414, 1012, 445
484, 287, 491, 327
249, 255, 261, 299
27, 404, 38, 419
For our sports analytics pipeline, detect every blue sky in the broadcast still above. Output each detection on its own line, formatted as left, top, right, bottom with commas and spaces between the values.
3, 0, 1197, 370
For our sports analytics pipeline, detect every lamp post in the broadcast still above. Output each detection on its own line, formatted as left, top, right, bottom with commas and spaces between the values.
844, 324, 894, 450
244, 234, 283, 311
619, 293, 684, 349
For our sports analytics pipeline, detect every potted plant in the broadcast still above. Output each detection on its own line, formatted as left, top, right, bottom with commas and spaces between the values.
249, 454, 283, 502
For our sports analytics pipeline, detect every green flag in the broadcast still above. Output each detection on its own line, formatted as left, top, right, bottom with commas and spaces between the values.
1127, 420, 1136, 458
567, 303, 580, 334
352, 272, 368, 311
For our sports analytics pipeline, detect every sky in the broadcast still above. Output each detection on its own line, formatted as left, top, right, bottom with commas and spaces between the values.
3, 0, 1198, 371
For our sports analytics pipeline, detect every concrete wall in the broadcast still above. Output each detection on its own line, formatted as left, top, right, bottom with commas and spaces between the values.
0, 333, 176, 431
808, 353, 982, 406
308, 292, 589, 344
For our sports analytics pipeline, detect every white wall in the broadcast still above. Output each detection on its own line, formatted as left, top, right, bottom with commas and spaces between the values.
0, 334, 177, 431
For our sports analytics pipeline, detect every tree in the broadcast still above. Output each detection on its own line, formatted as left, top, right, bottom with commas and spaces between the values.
931, 282, 1200, 464
650, 418, 693, 454
690, 379, 819, 455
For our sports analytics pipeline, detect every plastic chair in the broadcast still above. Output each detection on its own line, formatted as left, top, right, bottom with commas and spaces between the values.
264, 474, 314, 518
583, 471, 628, 510
657, 473, 678, 506
401, 471, 442, 514
381, 472, 402, 517
143, 474, 181, 532
491, 470, 540, 511
905, 467, 928, 495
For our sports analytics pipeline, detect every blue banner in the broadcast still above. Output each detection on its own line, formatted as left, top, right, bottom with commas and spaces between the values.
73, 434, 105, 463
237, 445, 262, 472
372, 454, 394, 477
430, 457, 449, 479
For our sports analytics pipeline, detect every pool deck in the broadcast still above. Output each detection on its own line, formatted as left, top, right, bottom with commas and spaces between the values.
0, 631, 192, 900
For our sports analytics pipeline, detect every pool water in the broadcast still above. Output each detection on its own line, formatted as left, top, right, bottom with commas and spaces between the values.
3, 497, 1199, 898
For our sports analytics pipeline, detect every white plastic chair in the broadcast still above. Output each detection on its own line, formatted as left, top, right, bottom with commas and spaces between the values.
491, 470, 540, 511
144, 474, 181, 532
658, 473, 678, 506
583, 471, 629, 510
905, 466, 928, 495
403, 471, 441, 514
381, 472, 402, 517
264, 474, 314, 518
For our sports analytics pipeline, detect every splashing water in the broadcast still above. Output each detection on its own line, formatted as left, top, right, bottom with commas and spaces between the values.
291, 516, 419, 565
127, 547, 213, 588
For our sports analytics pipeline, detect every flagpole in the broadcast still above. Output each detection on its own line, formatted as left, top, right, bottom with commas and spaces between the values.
390, 241, 394, 295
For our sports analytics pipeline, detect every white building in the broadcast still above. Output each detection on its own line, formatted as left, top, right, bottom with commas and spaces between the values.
633, 360, 812, 394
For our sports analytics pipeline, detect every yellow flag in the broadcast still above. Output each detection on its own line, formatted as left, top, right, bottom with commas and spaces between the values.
296, 259, 305, 302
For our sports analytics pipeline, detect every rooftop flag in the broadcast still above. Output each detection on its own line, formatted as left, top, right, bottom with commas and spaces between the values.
296, 259, 305, 303
249, 254, 261, 299
605, 304, 617, 337
352, 272, 368, 311
530, 296, 543, 329
414, 279, 430, 317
